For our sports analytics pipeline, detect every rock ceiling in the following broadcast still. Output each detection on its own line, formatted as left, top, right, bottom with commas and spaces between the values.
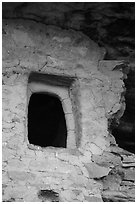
2, 2, 135, 67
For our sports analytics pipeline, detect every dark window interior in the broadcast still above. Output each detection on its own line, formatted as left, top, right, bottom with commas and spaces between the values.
28, 92, 67, 148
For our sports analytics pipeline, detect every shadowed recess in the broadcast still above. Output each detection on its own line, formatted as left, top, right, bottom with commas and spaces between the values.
28, 92, 67, 148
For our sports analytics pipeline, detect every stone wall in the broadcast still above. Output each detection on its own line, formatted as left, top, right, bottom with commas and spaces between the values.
2, 19, 134, 202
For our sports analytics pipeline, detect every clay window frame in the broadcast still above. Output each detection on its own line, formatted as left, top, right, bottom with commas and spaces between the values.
27, 72, 78, 149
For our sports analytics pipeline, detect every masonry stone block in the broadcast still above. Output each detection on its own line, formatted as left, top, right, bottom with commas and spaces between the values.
8, 170, 36, 181
62, 98, 73, 113
67, 130, 76, 149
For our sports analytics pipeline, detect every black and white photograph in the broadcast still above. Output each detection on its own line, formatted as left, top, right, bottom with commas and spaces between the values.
2, 1, 135, 202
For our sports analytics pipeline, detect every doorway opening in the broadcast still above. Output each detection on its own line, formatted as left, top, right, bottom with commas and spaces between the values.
28, 92, 67, 148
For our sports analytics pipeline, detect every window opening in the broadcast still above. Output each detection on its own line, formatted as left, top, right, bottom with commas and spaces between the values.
28, 92, 67, 148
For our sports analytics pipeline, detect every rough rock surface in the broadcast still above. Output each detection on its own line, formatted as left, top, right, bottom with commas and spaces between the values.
2, 2, 134, 66
2, 15, 135, 202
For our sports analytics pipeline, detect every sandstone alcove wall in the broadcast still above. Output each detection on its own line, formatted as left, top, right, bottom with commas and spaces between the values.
2, 19, 135, 202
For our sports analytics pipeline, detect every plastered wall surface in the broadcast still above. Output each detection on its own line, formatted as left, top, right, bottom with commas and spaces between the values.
2, 19, 135, 202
